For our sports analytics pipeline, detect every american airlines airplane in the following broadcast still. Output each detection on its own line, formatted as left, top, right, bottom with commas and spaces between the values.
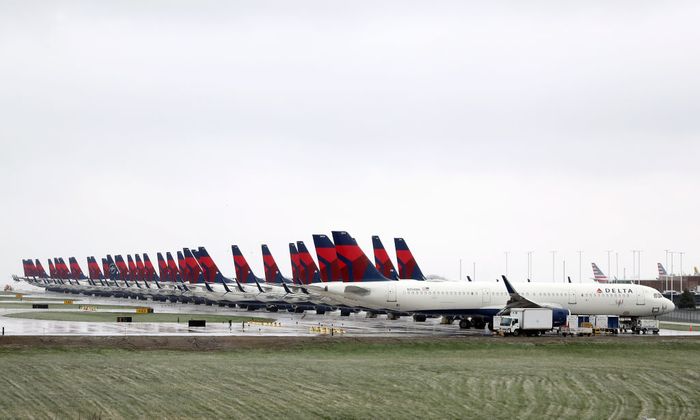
308, 231, 676, 328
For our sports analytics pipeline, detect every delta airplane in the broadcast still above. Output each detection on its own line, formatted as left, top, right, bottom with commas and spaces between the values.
309, 231, 676, 328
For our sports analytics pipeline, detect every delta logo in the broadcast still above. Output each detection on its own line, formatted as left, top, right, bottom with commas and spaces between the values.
597, 287, 633, 294
596, 288, 602, 293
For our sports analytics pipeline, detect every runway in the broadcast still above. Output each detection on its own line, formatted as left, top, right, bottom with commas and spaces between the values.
1, 291, 698, 337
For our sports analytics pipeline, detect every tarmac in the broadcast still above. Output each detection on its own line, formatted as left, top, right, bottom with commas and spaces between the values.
1, 291, 698, 338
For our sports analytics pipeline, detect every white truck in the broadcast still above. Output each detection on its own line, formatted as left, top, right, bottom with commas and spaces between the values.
497, 308, 553, 337
634, 319, 660, 335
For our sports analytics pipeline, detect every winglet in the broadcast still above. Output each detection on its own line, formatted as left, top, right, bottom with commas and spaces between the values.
501, 275, 516, 295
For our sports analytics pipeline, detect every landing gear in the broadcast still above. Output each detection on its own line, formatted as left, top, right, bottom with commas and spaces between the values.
365, 311, 378, 319
340, 309, 351, 317
473, 318, 486, 330
316, 308, 326, 315
387, 313, 400, 320
413, 314, 427, 322
459, 318, 472, 329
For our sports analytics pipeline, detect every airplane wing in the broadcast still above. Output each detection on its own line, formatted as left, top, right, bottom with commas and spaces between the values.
499, 276, 564, 312
499, 275, 543, 311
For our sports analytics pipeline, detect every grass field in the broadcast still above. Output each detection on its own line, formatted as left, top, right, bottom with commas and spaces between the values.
0, 338, 698, 419
660, 322, 700, 331
3, 311, 273, 323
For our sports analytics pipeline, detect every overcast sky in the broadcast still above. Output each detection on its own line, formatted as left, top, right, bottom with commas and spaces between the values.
2, 1, 700, 288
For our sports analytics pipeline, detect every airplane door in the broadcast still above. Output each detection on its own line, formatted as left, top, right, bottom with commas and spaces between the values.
387, 284, 397, 302
481, 289, 490, 304
636, 290, 645, 305
568, 291, 577, 304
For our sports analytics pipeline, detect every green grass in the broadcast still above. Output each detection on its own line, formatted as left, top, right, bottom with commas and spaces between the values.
0, 340, 698, 419
660, 321, 700, 331
3, 311, 273, 323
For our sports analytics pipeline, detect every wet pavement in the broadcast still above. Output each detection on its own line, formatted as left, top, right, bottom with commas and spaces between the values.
1, 291, 698, 337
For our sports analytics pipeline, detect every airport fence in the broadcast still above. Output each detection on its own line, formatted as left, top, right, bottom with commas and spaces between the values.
658, 309, 700, 323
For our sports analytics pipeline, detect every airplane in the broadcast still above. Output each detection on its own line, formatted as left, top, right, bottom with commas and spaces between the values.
658, 263, 669, 278
372, 236, 399, 280
231, 245, 289, 311
310, 231, 676, 329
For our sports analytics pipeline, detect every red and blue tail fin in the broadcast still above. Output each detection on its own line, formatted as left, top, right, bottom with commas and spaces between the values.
261, 245, 289, 285
289, 243, 302, 284
332, 231, 392, 282
22, 259, 35, 277
68, 257, 88, 279
297, 241, 321, 284
157, 253, 170, 282
196, 246, 232, 284
58, 258, 72, 279
127, 255, 138, 281
183, 248, 204, 284
142, 254, 159, 282
48, 259, 57, 278
231, 245, 264, 285
34, 259, 48, 278
394, 238, 426, 280
372, 236, 399, 280
167, 252, 181, 282
87, 257, 103, 280
177, 251, 189, 283
114, 255, 130, 281
135, 255, 147, 281
312, 234, 341, 282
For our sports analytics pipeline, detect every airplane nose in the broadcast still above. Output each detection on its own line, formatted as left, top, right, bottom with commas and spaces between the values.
666, 299, 675, 312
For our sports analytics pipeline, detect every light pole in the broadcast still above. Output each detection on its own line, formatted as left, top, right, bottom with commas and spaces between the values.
504, 252, 509, 278
551, 250, 556, 282
664, 249, 670, 290
527, 251, 533, 280
606, 250, 612, 282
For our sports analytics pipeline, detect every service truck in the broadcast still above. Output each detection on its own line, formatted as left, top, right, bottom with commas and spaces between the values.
497, 308, 553, 336
560, 315, 593, 337
634, 319, 660, 334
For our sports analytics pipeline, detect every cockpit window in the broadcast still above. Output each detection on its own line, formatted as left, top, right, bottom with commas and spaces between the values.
653, 293, 663, 299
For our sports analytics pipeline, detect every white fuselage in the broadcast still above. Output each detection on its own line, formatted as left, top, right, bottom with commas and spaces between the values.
310, 280, 675, 317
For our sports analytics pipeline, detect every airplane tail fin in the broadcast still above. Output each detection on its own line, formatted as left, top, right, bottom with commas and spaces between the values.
48, 259, 57, 278
657, 263, 668, 278
394, 238, 426, 280
695, 266, 700, 276
142, 254, 159, 282
34, 259, 48, 278
289, 243, 302, 284
57, 258, 71, 279
297, 241, 321, 285
372, 236, 399, 280
127, 255, 138, 281
332, 231, 392, 282
87, 257, 104, 280
157, 253, 170, 281
135, 254, 147, 281
196, 246, 232, 284
114, 255, 130, 281
177, 251, 189, 283
261, 245, 288, 284
22, 259, 35, 277
68, 257, 87, 279
166, 252, 181, 282
183, 248, 204, 284
231, 245, 263, 285
591, 262, 609, 283
312, 234, 341, 282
